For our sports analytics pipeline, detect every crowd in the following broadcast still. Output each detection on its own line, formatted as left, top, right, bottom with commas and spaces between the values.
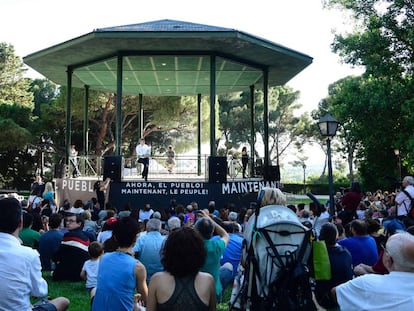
1, 175, 414, 310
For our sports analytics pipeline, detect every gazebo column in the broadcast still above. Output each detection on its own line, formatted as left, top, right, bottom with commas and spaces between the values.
209, 55, 216, 156
115, 56, 123, 156
65, 67, 73, 165
197, 93, 202, 176
249, 84, 255, 177
83, 85, 89, 156
263, 69, 270, 167
138, 93, 143, 140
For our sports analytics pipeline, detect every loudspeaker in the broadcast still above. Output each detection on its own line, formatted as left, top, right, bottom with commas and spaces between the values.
208, 156, 227, 183
254, 159, 264, 177
103, 156, 123, 182
263, 165, 280, 181
54, 164, 65, 178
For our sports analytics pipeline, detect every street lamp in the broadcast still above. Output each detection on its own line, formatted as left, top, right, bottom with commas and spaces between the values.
394, 148, 402, 185
318, 113, 339, 217
302, 163, 307, 194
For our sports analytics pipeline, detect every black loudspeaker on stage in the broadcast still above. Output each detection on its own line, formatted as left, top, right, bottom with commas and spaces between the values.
263, 165, 280, 181
103, 156, 123, 182
54, 164, 66, 179
208, 156, 227, 183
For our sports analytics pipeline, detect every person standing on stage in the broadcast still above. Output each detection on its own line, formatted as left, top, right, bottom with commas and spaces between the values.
69, 144, 80, 178
136, 139, 151, 182
241, 146, 249, 179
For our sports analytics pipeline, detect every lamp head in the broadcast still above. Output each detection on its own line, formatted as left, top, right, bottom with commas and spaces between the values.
317, 113, 339, 137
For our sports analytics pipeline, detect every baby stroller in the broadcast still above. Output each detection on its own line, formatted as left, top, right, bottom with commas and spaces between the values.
230, 205, 315, 311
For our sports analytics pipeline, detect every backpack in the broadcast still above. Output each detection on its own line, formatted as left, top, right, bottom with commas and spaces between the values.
230, 205, 316, 311
402, 189, 414, 219
265, 244, 316, 311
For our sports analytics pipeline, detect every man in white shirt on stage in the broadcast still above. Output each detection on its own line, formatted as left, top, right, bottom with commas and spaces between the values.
136, 139, 151, 181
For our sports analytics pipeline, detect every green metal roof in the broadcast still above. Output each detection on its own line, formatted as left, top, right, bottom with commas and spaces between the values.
23, 19, 313, 96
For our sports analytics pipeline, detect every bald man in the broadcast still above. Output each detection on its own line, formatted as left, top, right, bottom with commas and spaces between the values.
332, 232, 414, 310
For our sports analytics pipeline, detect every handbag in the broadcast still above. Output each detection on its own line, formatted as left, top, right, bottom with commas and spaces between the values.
312, 240, 331, 281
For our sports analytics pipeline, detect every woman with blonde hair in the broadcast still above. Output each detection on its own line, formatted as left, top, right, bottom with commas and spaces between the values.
257, 187, 287, 207
42, 181, 57, 213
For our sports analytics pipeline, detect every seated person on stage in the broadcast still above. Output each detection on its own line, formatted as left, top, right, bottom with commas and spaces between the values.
53, 213, 90, 281
165, 145, 176, 173
0, 197, 70, 311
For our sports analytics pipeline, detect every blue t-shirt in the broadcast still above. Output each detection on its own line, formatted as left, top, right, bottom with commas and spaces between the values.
212, 233, 243, 277
92, 252, 137, 311
132, 231, 166, 282
338, 235, 378, 266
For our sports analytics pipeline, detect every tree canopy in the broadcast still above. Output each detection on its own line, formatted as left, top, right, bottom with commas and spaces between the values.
322, 0, 414, 190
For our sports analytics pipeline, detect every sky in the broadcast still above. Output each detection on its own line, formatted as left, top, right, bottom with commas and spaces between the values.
2, 0, 362, 173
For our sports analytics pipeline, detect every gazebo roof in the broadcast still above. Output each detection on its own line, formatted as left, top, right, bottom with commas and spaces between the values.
24, 19, 313, 96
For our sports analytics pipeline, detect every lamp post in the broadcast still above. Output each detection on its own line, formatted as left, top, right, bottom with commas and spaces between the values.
394, 149, 402, 185
318, 113, 339, 217
302, 163, 307, 194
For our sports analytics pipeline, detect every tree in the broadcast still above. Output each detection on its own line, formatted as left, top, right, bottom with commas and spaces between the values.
0, 42, 33, 109
321, 0, 414, 189
217, 86, 313, 168
0, 43, 36, 188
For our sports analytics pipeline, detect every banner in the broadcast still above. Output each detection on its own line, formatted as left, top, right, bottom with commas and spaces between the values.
54, 178, 278, 211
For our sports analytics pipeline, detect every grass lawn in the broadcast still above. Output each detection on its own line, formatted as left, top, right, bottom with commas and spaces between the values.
44, 273, 231, 310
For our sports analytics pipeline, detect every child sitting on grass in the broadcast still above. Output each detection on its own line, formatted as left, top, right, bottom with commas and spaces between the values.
81, 241, 103, 292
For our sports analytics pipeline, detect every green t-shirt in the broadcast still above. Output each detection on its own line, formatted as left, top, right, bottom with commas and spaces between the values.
201, 238, 226, 296
19, 227, 41, 248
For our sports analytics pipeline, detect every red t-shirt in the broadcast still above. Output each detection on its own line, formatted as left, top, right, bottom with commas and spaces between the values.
341, 191, 363, 213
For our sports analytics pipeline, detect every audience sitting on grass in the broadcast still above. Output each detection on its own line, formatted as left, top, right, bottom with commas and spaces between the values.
19, 211, 41, 248
92, 216, 148, 311
338, 219, 379, 267
81, 241, 103, 294
0, 197, 70, 311
332, 232, 414, 310
212, 222, 243, 297
195, 209, 229, 301
133, 218, 166, 283
39, 213, 64, 271
313, 222, 353, 310
147, 226, 216, 311
53, 213, 90, 281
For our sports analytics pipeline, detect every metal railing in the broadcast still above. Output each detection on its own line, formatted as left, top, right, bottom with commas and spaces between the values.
65, 154, 263, 179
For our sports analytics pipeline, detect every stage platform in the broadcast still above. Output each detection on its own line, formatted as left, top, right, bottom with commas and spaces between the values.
54, 174, 276, 212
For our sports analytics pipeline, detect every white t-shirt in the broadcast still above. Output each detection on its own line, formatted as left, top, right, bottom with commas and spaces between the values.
139, 209, 154, 221
395, 185, 414, 216
336, 271, 414, 311
136, 144, 150, 158
82, 259, 100, 289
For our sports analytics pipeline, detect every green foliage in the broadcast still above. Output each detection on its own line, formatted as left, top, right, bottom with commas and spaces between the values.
320, 0, 414, 190
218, 86, 313, 163
0, 42, 33, 109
